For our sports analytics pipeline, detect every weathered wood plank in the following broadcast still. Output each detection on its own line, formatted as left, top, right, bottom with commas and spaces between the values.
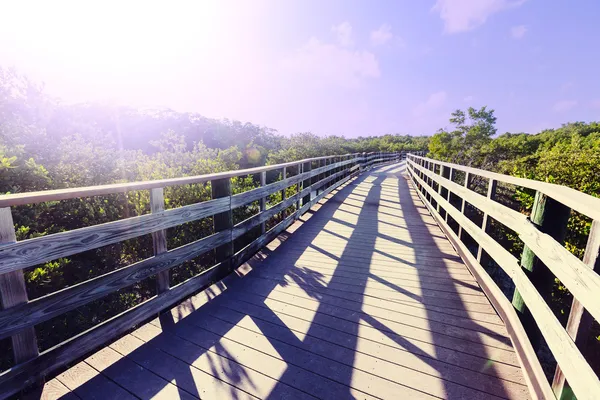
0, 196, 230, 275
211, 178, 233, 273
0, 207, 39, 365
0, 229, 231, 341
151, 188, 170, 294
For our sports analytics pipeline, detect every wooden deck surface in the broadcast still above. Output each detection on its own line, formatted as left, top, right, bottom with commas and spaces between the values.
36, 163, 530, 400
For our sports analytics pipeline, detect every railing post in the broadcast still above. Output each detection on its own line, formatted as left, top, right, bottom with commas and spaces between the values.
552, 219, 600, 398
512, 191, 571, 350
260, 171, 267, 233
0, 207, 39, 364
295, 164, 302, 211
280, 166, 287, 202
150, 188, 169, 294
437, 165, 447, 215
458, 172, 472, 241
211, 178, 233, 271
446, 168, 455, 222
477, 178, 497, 264
302, 160, 312, 207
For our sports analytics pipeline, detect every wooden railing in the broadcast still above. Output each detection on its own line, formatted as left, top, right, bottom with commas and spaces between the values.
0, 151, 403, 398
407, 154, 600, 400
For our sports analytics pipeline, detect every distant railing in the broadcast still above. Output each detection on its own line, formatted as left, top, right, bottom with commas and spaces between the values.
0, 151, 404, 398
407, 154, 600, 400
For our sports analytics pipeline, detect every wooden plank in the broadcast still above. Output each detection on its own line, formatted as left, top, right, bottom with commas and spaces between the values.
410, 159, 600, 327
409, 177, 553, 400
133, 323, 313, 400
0, 196, 230, 275
84, 346, 197, 399
0, 229, 231, 340
0, 258, 232, 399
54, 360, 135, 400
410, 155, 600, 222
151, 188, 170, 294
552, 219, 600, 398
409, 165, 600, 400
23, 378, 79, 400
0, 207, 39, 366
197, 299, 528, 398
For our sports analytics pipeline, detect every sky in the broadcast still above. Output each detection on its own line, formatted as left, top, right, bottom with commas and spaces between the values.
1, 0, 599, 137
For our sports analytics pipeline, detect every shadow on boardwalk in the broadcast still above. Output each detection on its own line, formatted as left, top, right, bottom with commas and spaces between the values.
47, 162, 523, 399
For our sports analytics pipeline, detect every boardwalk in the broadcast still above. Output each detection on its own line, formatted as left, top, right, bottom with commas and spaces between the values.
40, 163, 530, 399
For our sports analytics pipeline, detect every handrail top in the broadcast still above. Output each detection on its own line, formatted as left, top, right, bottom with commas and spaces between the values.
409, 154, 600, 222
0, 151, 398, 208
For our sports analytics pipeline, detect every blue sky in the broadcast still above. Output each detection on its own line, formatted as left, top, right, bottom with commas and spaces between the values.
1, 0, 599, 137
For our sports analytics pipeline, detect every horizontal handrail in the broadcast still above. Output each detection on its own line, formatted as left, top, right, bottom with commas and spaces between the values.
407, 154, 600, 400
0, 152, 394, 207
0, 151, 403, 398
409, 154, 600, 222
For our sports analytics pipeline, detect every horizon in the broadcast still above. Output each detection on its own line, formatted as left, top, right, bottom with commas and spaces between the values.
2, 0, 599, 138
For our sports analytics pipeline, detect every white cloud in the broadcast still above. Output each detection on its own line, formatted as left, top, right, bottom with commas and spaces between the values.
371, 24, 393, 46
280, 37, 380, 88
510, 25, 527, 39
331, 21, 353, 47
463, 95, 474, 102
553, 100, 577, 112
413, 91, 448, 116
432, 0, 526, 33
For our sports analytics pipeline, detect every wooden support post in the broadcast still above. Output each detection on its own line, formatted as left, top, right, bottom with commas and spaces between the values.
150, 188, 169, 294
512, 191, 571, 349
0, 207, 39, 365
280, 166, 287, 201
302, 161, 312, 207
211, 178, 233, 271
260, 171, 267, 233
552, 219, 600, 399
319, 159, 326, 194
446, 168, 455, 222
477, 179, 497, 266
458, 172, 471, 241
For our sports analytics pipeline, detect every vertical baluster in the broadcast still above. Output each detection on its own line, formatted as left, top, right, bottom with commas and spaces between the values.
280, 166, 287, 202
446, 168, 455, 222
211, 178, 233, 272
512, 191, 571, 350
552, 219, 600, 398
458, 172, 471, 241
295, 164, 302, 211
260, 171, 267, 233
150, 188, 169, 293
477, 178, 497, 264
302, 160, 312, 207
0, 207, 39, 365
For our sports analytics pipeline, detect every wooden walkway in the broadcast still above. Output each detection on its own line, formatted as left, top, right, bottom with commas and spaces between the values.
39, 163, 530, 399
